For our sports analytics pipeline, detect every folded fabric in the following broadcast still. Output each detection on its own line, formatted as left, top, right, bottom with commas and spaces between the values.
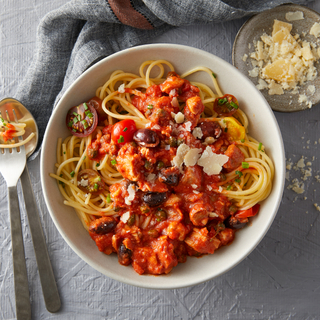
15, 0, 309, 158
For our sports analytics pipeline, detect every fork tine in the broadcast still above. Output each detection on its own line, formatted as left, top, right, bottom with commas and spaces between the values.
5, 110, 10, 122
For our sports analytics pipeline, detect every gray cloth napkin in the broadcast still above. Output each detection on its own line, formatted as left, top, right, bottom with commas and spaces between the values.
15, 0, 309, 158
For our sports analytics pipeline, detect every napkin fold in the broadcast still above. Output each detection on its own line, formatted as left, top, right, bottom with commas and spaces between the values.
15, 0, 309, 158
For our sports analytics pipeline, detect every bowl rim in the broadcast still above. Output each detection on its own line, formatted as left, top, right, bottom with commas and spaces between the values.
40, 43, 286, 289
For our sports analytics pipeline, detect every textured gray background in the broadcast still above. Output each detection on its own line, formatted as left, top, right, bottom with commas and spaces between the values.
1, 1, 320, 319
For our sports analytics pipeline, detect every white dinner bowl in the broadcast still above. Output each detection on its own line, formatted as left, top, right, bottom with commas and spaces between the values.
40, 44, 285, 289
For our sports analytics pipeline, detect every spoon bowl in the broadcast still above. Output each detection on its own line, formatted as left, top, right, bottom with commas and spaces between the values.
0, 98, 38, 157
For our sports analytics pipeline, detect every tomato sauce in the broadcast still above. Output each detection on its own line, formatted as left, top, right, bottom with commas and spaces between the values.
1, 123, 16, 142
87, 72, 252, 275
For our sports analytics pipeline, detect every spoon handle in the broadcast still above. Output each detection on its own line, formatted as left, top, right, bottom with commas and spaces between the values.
8, 186, 32, 320
20, 166, 61, 313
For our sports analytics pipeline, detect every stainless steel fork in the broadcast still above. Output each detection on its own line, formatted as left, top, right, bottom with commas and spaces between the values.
0, 110, 31, 320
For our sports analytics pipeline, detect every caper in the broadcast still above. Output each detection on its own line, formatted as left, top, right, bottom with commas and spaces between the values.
168, 136, 177, 147
177, 138, 184, 146
220, 173, 227, 181
127, 214, 135, 226
155, 209, 167, 222
156, 161, 165, 170
229, 205, 238, 213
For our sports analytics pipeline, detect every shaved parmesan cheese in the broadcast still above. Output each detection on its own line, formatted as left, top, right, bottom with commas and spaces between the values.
310, 22, 320, 38
207, 185, 212, 191
171, 97, 179, 109
165, 145, 171, 150
256, 78, 269, 90
204, 137, 216, 145
175, 112, 184, 124
248, 18, 320, 106
193, 190, 199, 194
248, 67, 259, 77
78, 179, 88, 187
218, 186, 223, 192
172, 143, 190, 168
208, 212, 219, 218
285, 11, 304, 22
308, 85, 316, 95
184, 148, 201, 167
192, 127, 203, 139
118, 83, 125, 93
120, 211, 130, 223
125, 184, 136, 205
191, 184, 198, 189
152, 124, 161, 130
197, 146, 229, 175
184, 121, 192, 132
169, 89, 177, 96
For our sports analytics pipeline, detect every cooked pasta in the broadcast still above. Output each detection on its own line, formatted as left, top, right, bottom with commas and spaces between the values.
51, 60, 274, 275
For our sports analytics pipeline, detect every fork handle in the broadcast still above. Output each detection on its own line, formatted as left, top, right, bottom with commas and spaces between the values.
20, 166, 61, 313
8, 186, 32, 320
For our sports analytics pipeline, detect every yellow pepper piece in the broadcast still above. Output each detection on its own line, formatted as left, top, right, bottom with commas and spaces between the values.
223, 117, 246, 141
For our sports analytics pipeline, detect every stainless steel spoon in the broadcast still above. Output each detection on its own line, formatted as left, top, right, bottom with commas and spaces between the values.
0, 98, 61, 313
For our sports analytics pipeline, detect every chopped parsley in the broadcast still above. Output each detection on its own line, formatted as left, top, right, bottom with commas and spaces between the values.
258, 142, 263, 151
229, 101, 238, 109
235, 170, 243, 177
111, 159, 117, 165
85, 110, 93, 118
70, 171, 75, 177
218, 98, 228, 105
242, 162, 249, 169
118, 135, 124, 143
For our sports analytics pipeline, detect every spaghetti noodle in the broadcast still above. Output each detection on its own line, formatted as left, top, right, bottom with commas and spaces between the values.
51, 60, 274, 275
0, 115, 35, 148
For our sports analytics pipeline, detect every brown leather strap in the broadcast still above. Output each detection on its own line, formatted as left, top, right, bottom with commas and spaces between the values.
108, 0, 154, 30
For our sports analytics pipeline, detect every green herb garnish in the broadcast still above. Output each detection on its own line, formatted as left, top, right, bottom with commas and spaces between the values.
235, 170, 243, 177
242, 162, 249, 169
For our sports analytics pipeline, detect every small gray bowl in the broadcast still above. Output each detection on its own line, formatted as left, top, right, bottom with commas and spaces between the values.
233, 4, 320, 112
